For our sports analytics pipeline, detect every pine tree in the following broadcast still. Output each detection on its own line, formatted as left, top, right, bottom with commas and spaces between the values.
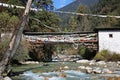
76, 5, 92, 31
68, 16, 77, 31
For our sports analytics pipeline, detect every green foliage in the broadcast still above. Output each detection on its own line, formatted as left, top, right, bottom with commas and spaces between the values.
78, 46, 96, 60
0, 12, 19, 32
7, 0, 24, 16
29, 10, 61, 32
8, 15, 19, 31
93, 0, 120, 15
0, 35, 10, 61
76, 5, 92, 31
68, 16, 77, 31
78, 46, 86, 57
56, 0, 120, 31
7, 0, 24, 6
0, 12, 10, 31
94, 50, 111, 61
12, 39, 30, 61
94, 50, 120, 61
0, 12, 19, 62
29, 44, 53, 62
92, 0, 120, 28
110, 53, 120, 61
77, 5, 90, 13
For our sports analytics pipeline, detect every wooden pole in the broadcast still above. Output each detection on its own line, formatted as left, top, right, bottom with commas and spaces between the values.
0, 0, 32, 79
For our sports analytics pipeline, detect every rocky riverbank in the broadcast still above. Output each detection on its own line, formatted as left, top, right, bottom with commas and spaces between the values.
76, 60, 118, 74
9, 54, 120, 80
52, 54, 120, 74
11, 61, 120, 80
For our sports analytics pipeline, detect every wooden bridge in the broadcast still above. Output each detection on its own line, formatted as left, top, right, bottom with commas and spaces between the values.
23, 31, 98, 50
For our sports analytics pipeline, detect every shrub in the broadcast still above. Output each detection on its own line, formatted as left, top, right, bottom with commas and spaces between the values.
94, 50, 111, 61
0, 35, 10, 61
109, 53, 120, 61
78, 46, 96, 60
94, 50, 120, 61
12, 39, 30, 62
29, 44, 54, 62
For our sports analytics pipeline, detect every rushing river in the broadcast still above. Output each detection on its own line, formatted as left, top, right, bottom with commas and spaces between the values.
22, 70, 90, 80
11, 62, 120, 80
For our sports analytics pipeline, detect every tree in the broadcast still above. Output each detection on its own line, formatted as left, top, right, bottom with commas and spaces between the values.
0, 12, 10, 42
8, 15, 19, 32
26, 0, 60, 32
0, 12, 10, 33
28, 10, 61, 32
92, 0, 120, 28
68, 16, 77, 32
0, 12, 19, 43
12, 39, 30, 62
76, 5, 92, 31
0, 0, 32, 79
7, 0, 24, 16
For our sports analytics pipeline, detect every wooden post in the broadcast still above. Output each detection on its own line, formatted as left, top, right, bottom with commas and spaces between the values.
0, 0, 32, 79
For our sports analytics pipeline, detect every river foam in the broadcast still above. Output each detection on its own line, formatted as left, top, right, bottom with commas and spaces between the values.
22, 70, 89, 80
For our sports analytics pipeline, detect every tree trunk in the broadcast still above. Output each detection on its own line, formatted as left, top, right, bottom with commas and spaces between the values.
0, 30, 1, 43
0, 0, 32, 79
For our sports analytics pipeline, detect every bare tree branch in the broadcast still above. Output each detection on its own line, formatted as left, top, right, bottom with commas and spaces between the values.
30, 17, 56, 32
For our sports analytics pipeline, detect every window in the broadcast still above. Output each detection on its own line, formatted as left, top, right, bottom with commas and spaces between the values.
109, 34, 113, 38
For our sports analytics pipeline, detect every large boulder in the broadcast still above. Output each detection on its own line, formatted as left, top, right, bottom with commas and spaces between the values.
4, 77, 12, 80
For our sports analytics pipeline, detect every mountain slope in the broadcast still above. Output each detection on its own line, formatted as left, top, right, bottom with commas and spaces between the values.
57, 0, 98, 12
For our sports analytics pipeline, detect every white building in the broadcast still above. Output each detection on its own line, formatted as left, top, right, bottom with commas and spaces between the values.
96, 28, 120, 53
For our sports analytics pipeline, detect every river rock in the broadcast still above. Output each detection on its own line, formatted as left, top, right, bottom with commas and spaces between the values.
44, 77, 49, 80
117, 61, 120, 64
64, 66, 69, 69
89, 60, 96, 65
60, 73, 67, 77
78, 66, 86, 69
4, 77, 12, 80
102, 69, 113, 74
96, 61, 106, 65
85, 67, 93, 74
92, 68, 102, 74
117, 61, 120, 66
76, 60, 90, 63
23, 61, 39, 64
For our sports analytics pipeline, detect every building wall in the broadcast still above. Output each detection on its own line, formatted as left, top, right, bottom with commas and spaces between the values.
98, 30, 120, 53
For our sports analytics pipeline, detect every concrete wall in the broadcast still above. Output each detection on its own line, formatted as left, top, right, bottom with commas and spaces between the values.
98, 30, 120, 53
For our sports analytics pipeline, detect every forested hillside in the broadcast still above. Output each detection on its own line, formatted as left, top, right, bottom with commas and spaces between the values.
56, 0, 98, 31
92, 0, 120, 28
57, 0, 120, 32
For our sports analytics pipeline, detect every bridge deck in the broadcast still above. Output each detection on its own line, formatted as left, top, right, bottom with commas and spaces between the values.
24, 31, 98, 50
